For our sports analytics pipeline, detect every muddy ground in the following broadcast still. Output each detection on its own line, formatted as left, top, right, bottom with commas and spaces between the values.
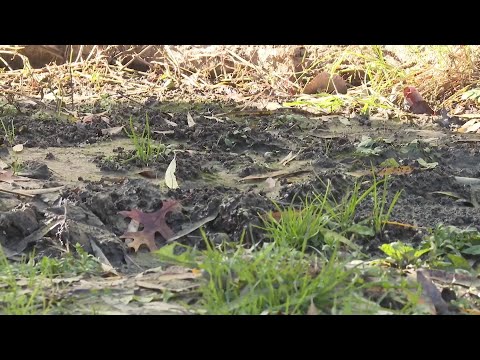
1, 99, 480, 314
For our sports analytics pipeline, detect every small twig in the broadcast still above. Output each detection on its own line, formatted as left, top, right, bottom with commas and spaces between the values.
74, 45, 84, 63
84, 46, 96, 63
119, 45, 153, 71
0, 55, 13, 71
68, 46, 75, 111
0, 188, 36, 198
124, 253, 142, 270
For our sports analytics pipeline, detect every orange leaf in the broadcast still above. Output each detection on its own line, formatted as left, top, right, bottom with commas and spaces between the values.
377, 166, 413, 177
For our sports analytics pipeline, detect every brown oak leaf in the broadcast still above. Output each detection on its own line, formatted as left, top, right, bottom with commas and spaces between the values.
119, 200, 181, 252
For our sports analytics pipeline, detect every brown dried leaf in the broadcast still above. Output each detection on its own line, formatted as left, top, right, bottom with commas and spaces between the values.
81, 114, 95, 123
417, 270, 451, 315
119, 200, 181, 252
0, 170, 31, 184
377, 166, 414, 177
203, 115, 224, 123
279, 151, 295, 166
101, 126, 124, 136
164, 119, 178, 127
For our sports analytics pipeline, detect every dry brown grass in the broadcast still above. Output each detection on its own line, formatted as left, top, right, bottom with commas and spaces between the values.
0, 45, 479, 116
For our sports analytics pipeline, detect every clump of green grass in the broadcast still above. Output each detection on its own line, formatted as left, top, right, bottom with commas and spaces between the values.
261, 175, 402, 258
0, 248, 50, 315
199, 229, 358, 315
195, 175, 411, 314
371, 174, 403, 234
0, 244, 101, 315
421, 225, 480, 270
0, 118, 23, 175
197, 231, 423, 314
10, 159, 22, 176
38, 244, 101, 277
124, 114, 165, 165
0, 118, 15, 145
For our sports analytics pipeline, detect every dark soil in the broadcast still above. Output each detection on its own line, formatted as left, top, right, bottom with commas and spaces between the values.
3, 100, 480, 273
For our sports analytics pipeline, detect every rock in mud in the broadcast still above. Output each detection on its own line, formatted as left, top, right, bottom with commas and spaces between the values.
0, 207, 39, 249
19, 160, 52, 180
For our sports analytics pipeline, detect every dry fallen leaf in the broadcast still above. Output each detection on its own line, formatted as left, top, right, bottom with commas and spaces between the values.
259, 210, 288, 223
141, 272, 200, 282
377, 166, 414, 176
81, 114, 95, 123
165, 157, 179, 189
153, 130, 175, 135
458, 119, 480, 133
417, 270, 451, 315
166, 212, 218, 243
345, 170, 372, 178
89, 239, 119, 277
204, 115, 224, 123
119, 200, 181, 252
187, 112, 196, 127
0, 170, 31, 184
307, 298, 320, 315
383, 221, 420, 230
279, 151, 299, 166
18, 99, 37, 106
136, 280, 199, 293
18, 186, 64, 195
266, 102, 283, 111
164, 119, 178, 127
101, 126, 124, 136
